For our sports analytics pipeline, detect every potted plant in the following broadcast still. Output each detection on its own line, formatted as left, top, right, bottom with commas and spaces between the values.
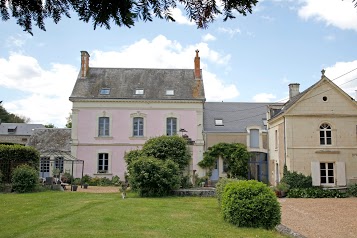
276, 182, 290, 198
71, 178, 80, 191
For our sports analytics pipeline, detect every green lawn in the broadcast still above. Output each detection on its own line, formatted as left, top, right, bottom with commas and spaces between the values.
0, 191, 285, 238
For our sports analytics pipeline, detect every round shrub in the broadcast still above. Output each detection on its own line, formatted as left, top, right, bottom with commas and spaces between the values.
221, 180, 281, 229
12, 164, 39, 193
215, 178, 239, 206
129, 156, 180, 197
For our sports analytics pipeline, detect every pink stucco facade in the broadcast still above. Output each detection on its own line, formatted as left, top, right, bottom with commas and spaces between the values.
71, 102, 205, 180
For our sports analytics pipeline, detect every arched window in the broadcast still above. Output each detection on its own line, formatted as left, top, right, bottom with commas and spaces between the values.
320, 123, 332, 145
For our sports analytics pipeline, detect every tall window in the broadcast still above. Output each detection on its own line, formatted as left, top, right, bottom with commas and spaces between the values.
274, 130, 278, 150
98, 117, 109, 136
166, 117, 177, 136
55, 157, 64, 173
40, 157, 50, 173
133, 117, 144, 136
320, 123, 331, 145
250, 129, 259, 148
98, 153, 108, 173
320, 162, 334, 185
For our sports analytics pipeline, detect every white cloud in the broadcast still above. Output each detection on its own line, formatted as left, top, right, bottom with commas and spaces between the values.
323, 60, 357, 98
0, 53, 78, 127
90, 35, 236, 101
0, 35, 238, 126
5, 34, 30, 48
252, 93, 277, 102
218, 27, 241, 37
298, 0, 357, 31
202, 33, 216, 42
171, 8, 195, 26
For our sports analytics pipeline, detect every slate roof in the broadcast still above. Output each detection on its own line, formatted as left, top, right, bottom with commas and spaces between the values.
204, 102, 282, 133
26, 128, 71, 152
69, 68, 205, 101
0, 123, 45, 135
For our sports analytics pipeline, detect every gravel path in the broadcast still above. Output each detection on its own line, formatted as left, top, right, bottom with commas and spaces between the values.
280, 198, 357, 238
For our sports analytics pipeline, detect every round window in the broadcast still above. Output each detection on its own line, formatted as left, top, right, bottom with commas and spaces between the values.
323, 96, 327, 101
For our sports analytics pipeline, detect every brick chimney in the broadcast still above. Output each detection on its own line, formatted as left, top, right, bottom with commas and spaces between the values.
289, 83, 300, 99
194, 50, 201, 79
80, 51, 90, 78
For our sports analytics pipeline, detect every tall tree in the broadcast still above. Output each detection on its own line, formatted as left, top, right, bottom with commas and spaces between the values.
0, 105, 30, 123
65, 113, 72, 128
0, 0, 258, 35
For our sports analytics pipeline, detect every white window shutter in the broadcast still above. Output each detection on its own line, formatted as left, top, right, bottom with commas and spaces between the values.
336, 162, 346, 186
311, 162, 320, 186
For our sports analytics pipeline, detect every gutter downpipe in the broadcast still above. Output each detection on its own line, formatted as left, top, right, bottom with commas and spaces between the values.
283, 116, 287, 167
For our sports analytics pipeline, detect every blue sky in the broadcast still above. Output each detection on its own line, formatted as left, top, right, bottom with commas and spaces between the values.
1, 0, 357, 127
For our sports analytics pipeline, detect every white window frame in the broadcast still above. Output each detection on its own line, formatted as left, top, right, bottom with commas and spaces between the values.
320, 162, 335, 186
100, 88, 110, 95
320, 123, 332, 145
97, 153, 109, 173
98, 117, 110, 137
135, 89, 144, 95
133, 117, 144, 137
166, 117, 177, 136
130, 112, 147, 139
215, 119, 223, 126
166, 89, 174, 95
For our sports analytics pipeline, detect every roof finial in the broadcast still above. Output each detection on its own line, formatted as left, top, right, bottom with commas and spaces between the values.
321, 69, 325, 77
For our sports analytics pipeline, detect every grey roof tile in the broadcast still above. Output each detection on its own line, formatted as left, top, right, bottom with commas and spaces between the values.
26, 128, 71, 152
0, 123, 45, 135
204, 102, 280, 133
70, 68, 205, 101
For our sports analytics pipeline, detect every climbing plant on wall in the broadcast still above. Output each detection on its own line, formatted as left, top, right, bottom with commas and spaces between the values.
198, 143, 250, 179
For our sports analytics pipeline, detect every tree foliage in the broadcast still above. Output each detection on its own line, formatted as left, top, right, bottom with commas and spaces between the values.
0, 105, 29, 123
280, 165, 312, 189
128, 156, 181, 197
198, 142, 250, 178
0, 0, 258, 35
141, 135, 191, 170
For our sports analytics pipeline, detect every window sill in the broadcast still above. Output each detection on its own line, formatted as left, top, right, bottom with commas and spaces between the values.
129, 136, 147, 140
94, 173, 112, 176
95, 136, 113, 140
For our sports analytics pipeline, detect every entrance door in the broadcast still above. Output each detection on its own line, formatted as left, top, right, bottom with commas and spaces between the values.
40, 157, 50, 178
210, 159, 219, 181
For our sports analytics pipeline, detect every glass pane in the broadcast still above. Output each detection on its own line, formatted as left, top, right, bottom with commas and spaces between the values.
321, 177, 326, 183
321, 170, 326, 176
320, 163, 326, 169
327, 138, 331, 144
328, 177, 334, 183
328, 170, 334, 176
320, 138, 325, 145
320, 131, 324, 137
328, 163, 333, 169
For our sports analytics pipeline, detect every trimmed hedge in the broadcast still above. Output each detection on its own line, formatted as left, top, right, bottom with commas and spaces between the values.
0, 145, 40, 183
129, 156, 180, 197
11, 164, 39, 193
287, 187, 348, 198
221, 180, 281, 229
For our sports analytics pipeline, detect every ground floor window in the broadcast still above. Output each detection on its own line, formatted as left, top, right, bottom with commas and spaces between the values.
98, 153, 109, 173
320, 162, 334, 185
40, 157, 50, 173
55, 157, 64, 173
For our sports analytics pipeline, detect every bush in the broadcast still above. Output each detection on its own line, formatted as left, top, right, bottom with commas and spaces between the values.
141, 135, 191, 170
11, 164, 39, 193
348, 184, 357, 197
180, 175, 193, 188
111, 175, 121, 186
221, 180, 281, 229
280, 166, 312, 189
215, 178, 239, 206
287, 187, 348, 198
129, 156, 180, 197
61, 172, 73, 183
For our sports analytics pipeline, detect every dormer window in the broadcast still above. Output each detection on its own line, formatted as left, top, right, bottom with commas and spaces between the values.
166, 90, 174, 95
215, 119, 223, 126
8, 126, 17, 134
135, 89, 144, 95
100, 88, 110, 95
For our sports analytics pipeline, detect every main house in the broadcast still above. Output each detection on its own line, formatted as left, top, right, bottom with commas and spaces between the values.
268, 70, 357, 187
69, 51, 205, 179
